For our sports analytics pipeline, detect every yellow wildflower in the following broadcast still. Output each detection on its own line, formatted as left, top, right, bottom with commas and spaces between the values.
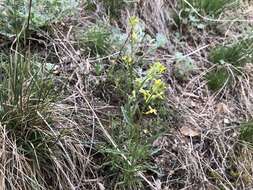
153, 92, 165, 100
148, 61, 167, 77
152, 79, 166, 91
131, 31, 138, 43
154, 79, 166, 90
122, 55, 134, 65
145, 106, 157, 115
129, 16, 139, 27
154, 79, 163, 87
139, 88, 151, 101
151, 79, 166, 100
155, 62, 166, 74
152, 61, 166, 74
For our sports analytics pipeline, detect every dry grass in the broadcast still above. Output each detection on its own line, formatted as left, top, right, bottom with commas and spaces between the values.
1, 0, 253, 189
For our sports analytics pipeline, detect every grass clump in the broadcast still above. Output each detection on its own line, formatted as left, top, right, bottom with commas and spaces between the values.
0, 54, 56, 128
0, 52, 58, 188
206, 37, 253, 91
209, 38, 253, 66
206, 67, 231, 91
0, 51, 90, 189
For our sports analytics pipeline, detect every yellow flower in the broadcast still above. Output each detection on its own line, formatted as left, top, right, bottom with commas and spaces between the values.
153, 92, 165, 100
153, 61, 166, 74
139, 88, 151, 101
148, 61, 167, 77
129, 16, 139, 27
156, 62, 166, 74
153, 78, 166, 91
155, 79, 166, 89
145, 106, 157, 115
131, 31, 138, 43
154, 79, 163, 87
122, 55, 133, 65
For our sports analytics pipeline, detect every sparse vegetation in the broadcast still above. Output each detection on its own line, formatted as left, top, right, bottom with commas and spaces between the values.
180, 0, 238, 16
1, 0, 253, 189
174, 0, 238, 29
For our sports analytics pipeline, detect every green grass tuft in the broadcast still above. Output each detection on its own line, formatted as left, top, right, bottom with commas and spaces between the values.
206, 37, 253, 91
206, 67, 231, 91
78, 25, 112, 56
240, 121, 253, 145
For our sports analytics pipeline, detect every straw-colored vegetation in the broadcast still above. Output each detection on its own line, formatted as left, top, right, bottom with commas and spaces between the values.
0, 0, 253, 189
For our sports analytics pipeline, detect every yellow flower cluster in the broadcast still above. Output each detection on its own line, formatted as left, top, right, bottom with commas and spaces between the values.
145, 106, 157, 115
136, 61, 167, 115
139, 79, 166, 103
122, 55, 134, 65
151, 79, 166, 100
139, 88, 151, 102
129, 16, 139, 28
129, 16, 139, 44
147, 61, 166, 77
